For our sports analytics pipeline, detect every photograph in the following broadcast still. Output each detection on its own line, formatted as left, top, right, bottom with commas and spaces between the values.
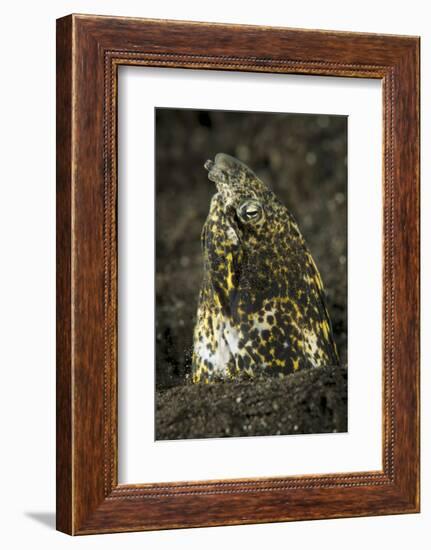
155, 107, 348, 440
0, 0, 424, 545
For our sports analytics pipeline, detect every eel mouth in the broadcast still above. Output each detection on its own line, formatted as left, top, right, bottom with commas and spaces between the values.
204, 153, 250, 203
204, 159, 225, 185
204, 153, 263, 214
205, 153, 251, 181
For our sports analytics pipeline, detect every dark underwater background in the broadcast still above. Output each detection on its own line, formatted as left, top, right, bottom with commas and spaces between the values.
155, 107, 347, 439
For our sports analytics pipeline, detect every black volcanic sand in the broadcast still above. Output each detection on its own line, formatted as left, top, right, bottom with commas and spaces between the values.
156, 365, 347, 440
155, 108, 347, 440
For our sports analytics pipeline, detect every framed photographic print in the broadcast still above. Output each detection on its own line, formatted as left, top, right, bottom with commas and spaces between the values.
56, 14, 420, 535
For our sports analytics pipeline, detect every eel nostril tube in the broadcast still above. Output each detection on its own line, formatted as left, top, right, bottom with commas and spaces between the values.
204, 159, 214, 171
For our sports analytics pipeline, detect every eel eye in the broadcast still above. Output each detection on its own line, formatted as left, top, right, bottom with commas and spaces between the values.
238, 199, 264, 224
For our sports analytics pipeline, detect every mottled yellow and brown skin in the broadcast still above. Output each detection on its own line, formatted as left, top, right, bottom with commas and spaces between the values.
192, 153, 339, 383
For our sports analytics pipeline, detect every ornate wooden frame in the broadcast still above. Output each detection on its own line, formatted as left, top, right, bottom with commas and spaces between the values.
56, 14, 420, 535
